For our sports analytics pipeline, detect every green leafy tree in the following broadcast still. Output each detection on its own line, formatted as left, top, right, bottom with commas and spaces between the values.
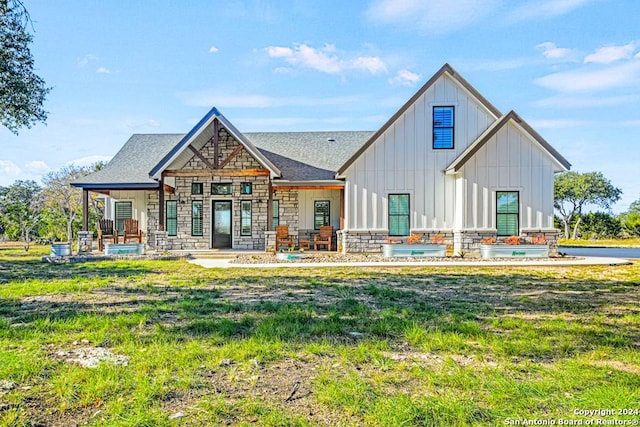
0, 180, 42, 251
620, 198, 640, 237
554, 171, 622, 239
40, 163, 105, 243
1, 0, 50, 134
578, 212, 622, 239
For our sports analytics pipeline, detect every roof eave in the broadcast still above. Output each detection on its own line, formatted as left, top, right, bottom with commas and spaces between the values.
445, 110, 572, 174
71, 182, 159, 190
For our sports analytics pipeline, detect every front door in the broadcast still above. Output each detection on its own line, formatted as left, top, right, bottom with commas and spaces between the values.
212, 201, 232, 248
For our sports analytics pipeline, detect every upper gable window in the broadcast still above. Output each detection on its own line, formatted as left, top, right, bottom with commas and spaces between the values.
433, 106, 454, 149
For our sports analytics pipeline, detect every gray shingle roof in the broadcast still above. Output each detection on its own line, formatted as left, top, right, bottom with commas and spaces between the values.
73, 130, 374, 187
247, 131, 374, 177
73, 134, 183, 187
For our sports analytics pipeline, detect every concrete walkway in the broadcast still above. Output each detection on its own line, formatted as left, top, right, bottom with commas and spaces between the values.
188, 256, 632, 269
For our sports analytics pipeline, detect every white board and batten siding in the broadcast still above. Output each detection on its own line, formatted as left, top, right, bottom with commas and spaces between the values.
343, 74, 497, 232
105, 190, 149, 231
297, 189, 342, 230
460, 122, 557, 230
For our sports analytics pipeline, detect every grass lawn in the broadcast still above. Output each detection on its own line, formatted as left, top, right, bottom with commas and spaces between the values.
559, 237, 640, 247
1, 252, 639, 426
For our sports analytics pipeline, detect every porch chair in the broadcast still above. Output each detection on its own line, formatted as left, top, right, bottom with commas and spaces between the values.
97, 219, 117, 252
275, 225, 295, 251
123, 219, 143, 244
314, 225, 333, 251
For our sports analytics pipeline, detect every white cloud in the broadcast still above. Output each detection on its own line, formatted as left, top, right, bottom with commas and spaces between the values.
147, 119, 160, 127
264, 43, 387, 75
367, 0, 500, 34
507, 0, 593, 21
96, 67, 110, 74
67, 155, 112, 167
584, 43, 637, 64
389, 69, 422, 86
24, 161, 51, 174
0, 160, 21, 176
77, 54, 98, 68
209, 45, 219, 53
536, 42, 574, 60
534, 61, 640, 92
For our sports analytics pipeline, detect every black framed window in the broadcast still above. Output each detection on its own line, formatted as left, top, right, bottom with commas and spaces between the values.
211, 183, 233, 195
192, 201, 203, 236
388, 194, 409, 236
272, 200, 280, 229
314, 200, 330, 230
191, 182, 203, 195
240, 200, 252, 236
496, 191, 519, 236
114, 201, 132, 233
240, 182, 252, 195
166, 201, 177, 236
433, 106, 454, 149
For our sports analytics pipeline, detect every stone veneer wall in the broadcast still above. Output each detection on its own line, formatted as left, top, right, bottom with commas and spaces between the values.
521, 229, 561, 256
337, 230, 455, 254
454, 228, 561, 256
453, 230, 497, 256
146, 128, 273, 250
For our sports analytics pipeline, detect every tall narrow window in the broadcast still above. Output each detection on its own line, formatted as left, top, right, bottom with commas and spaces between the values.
388, 194, 409, 236
192, 201, 203, 236
114, 201, 132, 233
433, 106, 454, 149
240, 200, 252, 236
314, 200, 330, 230
166, 201, 177, 236
496, 191, 519, 236
272, 200, 280, 229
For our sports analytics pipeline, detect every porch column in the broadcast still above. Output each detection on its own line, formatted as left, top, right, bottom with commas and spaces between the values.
158, 176, 165, 231
82, 189, 89, 231
267, 179, 273, 231
339, 188, 345, 230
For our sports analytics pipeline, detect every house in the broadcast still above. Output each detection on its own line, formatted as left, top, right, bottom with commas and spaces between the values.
72, 64, 570, 255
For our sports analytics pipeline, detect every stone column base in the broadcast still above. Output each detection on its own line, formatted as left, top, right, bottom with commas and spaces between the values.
77, 231, 93, 255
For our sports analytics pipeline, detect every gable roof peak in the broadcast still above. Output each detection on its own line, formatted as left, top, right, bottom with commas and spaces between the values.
336, 63, 502, 176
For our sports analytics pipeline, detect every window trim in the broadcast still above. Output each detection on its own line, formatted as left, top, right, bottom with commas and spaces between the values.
314, 200, 330, 230
166, 200, 178, 237
211, 183, 233, 195
272, 199, 280, 229
191, 182, 203, 195
433, 106, 455, 150
240, 182, 252, 195
240, 200, 252, 236
192, 200, 203, 236
496, 191, 519, 236
114, 201, 133, 233
388, 193, 410, 236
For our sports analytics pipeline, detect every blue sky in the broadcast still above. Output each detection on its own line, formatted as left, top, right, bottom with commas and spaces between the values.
1, 0, 638, 213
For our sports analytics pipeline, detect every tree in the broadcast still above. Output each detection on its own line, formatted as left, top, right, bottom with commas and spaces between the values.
579, 212, 622, 239
554, 171, 622, 239
0, 180, 42, 251
620, 197, 640, 237
40, 163, 104, 243
1, 0, 50, 134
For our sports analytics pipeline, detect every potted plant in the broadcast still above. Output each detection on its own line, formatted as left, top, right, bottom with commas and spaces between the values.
479, 235, 549, 258
382, 233, 447, 258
